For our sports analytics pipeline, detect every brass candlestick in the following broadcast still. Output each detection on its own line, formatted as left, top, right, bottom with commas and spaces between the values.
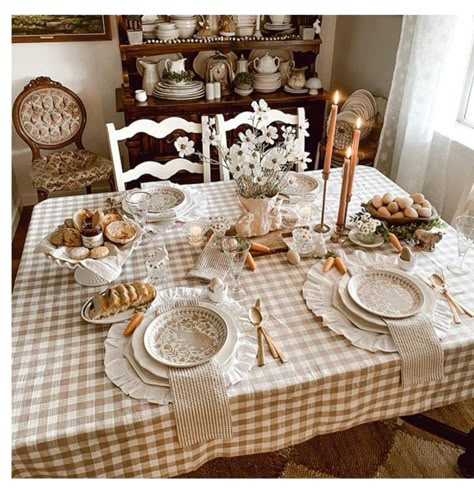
330, 223, 347, 244
314, 172, 330, 233
342, 194, 352, 233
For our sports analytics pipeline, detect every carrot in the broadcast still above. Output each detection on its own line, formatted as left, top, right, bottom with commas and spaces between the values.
334, 257, 347, 274
123, 311, 144, 337
322, 256, 335, 272
246, 252, 256, 271
250, 242, 270, 253
388, 232, 403, 253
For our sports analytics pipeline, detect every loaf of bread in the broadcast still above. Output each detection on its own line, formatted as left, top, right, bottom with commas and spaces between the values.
89, 281, 156, 320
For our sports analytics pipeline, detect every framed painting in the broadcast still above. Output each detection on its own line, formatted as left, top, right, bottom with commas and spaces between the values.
12, 15, 112, 43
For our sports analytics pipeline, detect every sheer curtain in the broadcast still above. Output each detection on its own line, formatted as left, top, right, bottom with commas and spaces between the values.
375, 15, 474, 215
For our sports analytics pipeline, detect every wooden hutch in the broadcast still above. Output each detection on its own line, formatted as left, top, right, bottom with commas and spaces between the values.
115, 15, 329, 183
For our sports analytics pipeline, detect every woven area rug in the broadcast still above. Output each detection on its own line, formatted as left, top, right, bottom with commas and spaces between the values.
179, 399, 473, 478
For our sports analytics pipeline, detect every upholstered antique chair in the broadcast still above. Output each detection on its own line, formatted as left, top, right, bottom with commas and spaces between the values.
13, 76, 114, 202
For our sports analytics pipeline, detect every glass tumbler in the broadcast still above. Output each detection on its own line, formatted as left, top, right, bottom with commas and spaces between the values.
221, 236, 251, 301
125, 191, 151, 244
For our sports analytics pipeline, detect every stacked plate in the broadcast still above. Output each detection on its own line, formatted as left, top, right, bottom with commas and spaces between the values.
153, 79, 205, 101
154, 22, 179, 40
264, 16, 293, 34
253, 72, 281, 93
284, 85, 308, 95
170, 15, 197, 39
235, 15, 256, 36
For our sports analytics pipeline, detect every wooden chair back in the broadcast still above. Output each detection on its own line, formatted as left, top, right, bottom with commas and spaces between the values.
214, 108, 306, 180
12, 76, 87, 160
106, 117, 211, 191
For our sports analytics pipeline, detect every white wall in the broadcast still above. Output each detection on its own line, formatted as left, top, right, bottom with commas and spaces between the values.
11, 16, 124, 206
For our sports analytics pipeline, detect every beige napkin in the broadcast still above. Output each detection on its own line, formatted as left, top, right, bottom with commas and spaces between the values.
169, 359, 233, 447
384, 313, 445, 387
187, 238, 229, 282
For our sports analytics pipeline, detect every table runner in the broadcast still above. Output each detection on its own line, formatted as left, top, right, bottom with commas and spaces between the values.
12, 166, 474, 478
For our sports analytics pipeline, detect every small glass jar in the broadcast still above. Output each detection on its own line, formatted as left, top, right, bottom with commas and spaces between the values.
81, 221, 104, 249
145, 245, 169, 286
184, 221, 208, 247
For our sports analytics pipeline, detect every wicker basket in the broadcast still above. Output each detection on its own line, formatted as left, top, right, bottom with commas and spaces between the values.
367, 201, 438, 225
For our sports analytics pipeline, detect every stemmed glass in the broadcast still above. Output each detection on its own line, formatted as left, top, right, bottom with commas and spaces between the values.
221, 236, 251, 300
448, 215, 474, 275
125, 191, 152, 245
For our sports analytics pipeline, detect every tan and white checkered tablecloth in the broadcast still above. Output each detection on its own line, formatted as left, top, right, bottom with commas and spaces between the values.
12, 167, 474, 478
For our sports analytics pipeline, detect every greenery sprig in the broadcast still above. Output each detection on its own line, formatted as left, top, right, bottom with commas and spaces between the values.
162, 69, 195, 83
350, 203, 446, 243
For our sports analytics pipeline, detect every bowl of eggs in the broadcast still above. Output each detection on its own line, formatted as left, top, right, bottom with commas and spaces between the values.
367, 192, 438, 225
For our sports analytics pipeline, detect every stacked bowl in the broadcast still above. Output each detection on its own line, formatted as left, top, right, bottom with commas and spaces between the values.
253, 72, 281, 93
170, 15, 197, 39
235, 15, 256, 36
154, 22, 179, 40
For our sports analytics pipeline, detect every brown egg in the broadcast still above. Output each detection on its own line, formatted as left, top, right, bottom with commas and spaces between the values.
404, 207, 418, 218
412, 203, 423, 212
287, 250, 301, 265
378, 206, 391, 218
419, 207, 432, 218
421, 200, 432, 210
411, 193, 425, 204
387, 202, 400, 214
382, 192, 395, 205
372, 195, 383, 208
398, 197, 414, 210
391, 211, 405, 219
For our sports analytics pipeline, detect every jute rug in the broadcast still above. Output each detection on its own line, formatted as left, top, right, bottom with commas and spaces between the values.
179, 399, 473, 478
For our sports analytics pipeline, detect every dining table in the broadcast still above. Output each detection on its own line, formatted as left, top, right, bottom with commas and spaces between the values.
12, 166, 474, 478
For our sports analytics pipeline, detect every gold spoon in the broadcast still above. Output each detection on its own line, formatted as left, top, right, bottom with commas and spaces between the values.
248, 305, 266, 366
430, 274, 462, 323
431, 273, 473, 317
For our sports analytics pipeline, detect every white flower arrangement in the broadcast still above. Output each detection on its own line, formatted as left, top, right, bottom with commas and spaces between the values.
353, 212, 381, 236
173, 99, 311, 199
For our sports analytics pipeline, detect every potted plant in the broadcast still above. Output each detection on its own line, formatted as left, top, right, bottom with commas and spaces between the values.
173, 99, 311, 237
126, 15, 143, 45
234, 72, 253, 91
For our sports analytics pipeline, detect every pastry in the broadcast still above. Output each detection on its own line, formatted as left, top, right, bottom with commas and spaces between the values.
89, 281, 156, 320
104, 221, 137, 244
64, 218, 74, 229
90, 246, 110, 259
101, 212, 123, 230
50, 229, 65, 246
63, 228, 82, 247
67, 247, 90, 260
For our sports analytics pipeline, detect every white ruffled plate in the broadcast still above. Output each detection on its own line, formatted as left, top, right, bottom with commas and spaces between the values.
104, 287, 257, 404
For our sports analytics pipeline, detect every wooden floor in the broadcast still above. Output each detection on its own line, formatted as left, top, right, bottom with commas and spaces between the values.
12, 205, 33, 289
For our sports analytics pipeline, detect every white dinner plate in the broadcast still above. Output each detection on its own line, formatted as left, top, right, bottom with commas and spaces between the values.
347, 269, 425, 319
282, 172, 320, 196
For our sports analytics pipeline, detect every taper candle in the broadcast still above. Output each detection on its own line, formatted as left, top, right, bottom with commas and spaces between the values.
346, 117, 362, 199
337, 147, 352, 226
323, 90, 339, 175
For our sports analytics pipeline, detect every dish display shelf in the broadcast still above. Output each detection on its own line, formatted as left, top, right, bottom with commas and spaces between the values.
115, 15, 329, 183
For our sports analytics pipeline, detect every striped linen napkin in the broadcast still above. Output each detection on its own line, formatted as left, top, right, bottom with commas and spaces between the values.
384, 313, 445, 386
169, 360, 233, 447
187, 238, 229, 282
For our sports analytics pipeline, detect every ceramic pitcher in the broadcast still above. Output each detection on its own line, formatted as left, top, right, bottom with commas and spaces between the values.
165, 57, 187, 74
288, 67, 307, 90
139, 60, 159, 96
253, 52, 280, 74
279, 60, 295, 86
236, 55, 250, 74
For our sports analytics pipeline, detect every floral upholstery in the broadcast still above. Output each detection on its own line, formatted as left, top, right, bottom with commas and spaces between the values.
19, 88, 83, 146
31, 150, 113, 192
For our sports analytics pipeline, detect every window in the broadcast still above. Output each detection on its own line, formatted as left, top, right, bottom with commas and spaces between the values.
458, 41, 474, 128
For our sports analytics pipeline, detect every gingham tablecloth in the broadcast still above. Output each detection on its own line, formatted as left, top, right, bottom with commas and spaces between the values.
12, 167, 474, 478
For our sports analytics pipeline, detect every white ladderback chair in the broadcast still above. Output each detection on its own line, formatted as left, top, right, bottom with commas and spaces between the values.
106, 117, 211, 191
215, 108, 306, 181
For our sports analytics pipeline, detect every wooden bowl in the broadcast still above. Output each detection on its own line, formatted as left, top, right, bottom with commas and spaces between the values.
367, 201, 438, 225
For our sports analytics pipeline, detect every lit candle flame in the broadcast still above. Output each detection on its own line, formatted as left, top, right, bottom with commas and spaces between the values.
356, 117, 362, 129
346, 147, 352, 159
334, 90, 339, 105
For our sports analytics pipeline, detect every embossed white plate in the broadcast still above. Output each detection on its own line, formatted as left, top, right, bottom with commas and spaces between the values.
282, 172, 320, 196
144, 305, 229, 368
347, 270, 425, 319
148, 186, 186, 213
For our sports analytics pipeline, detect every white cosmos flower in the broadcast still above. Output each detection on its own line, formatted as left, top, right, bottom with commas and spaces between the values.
281, 125, 296, 141
228, 143, 247, 165
259, 125, 278, 144
239, 129, 258, 151
299, 119, 310, 137
251, 99, 269, 119
174, 136, 195, 157
261, 148, 285, 170
203, 128, 219, 146
254, 174, 268, 186
229, 161, 244, 180
293, 151, 311, 170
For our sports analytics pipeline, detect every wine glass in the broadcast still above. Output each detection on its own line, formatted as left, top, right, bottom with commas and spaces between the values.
221, 236, 251, 300
448, 215, 474, 275
145, 241, 169, 286
125, 191, 152, 245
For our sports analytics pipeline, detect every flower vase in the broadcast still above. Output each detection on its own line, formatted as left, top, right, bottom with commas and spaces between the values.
235, 195, 279, 237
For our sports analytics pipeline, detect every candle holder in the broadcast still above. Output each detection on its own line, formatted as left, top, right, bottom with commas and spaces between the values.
342, 194, 353, 234
314, 172, 330, 233
330, 224, 348, 244
183, 221, 209, 247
